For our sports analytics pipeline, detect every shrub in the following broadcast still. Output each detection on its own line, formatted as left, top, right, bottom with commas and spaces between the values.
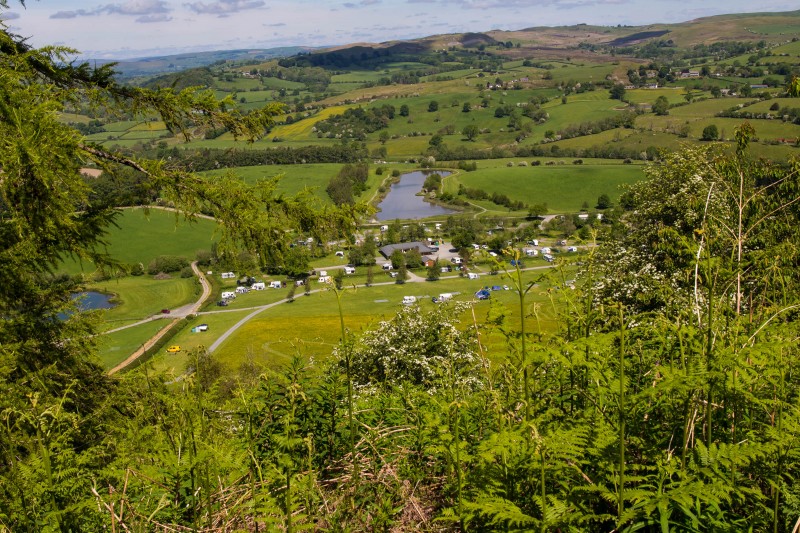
147, 255, 189, 275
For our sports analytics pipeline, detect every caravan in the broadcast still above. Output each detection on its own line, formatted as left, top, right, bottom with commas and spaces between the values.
402, 296, 417, 305
251, 282, 266, 290
269, 281, 283, 289
344, 266, 356, 274
221, 291, 236, 300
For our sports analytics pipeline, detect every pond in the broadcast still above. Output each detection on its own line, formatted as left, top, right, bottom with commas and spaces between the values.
72, 291, 116, 311
376, 170, 457, 221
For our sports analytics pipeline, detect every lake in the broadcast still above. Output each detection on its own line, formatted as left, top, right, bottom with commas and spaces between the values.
376, 170, 457, 221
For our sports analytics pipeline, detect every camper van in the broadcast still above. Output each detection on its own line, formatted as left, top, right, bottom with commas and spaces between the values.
221, 291, 236, 300
451, 257, 462, 264
402, 296, 417, 305
382, 263, 393, 271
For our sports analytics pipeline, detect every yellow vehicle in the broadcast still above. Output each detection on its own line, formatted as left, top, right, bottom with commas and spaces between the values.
166, 345, 181, 353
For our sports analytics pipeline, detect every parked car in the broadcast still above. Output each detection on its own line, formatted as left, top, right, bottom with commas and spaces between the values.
160, 308, 170, 314
166, 345, 181, 353
474, 289, 491, 300
216, 300, 229, 307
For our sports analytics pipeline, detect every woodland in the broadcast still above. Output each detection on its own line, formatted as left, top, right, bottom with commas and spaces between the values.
2, 2, 800, 532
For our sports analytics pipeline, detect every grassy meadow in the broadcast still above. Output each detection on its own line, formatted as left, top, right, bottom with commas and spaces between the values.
153, 265, 566, 375
93, 276, 200, 329
445, 161, 645, 212
60, 208, 218, 275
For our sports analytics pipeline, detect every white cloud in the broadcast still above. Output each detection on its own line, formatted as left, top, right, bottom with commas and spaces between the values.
184, 0, 266, 16
50, 1, 171, 19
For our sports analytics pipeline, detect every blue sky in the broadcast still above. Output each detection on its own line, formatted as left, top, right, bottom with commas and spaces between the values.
2, 0, 796, 59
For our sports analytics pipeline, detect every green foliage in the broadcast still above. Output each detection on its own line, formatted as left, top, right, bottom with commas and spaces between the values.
701, 123, 719, 140
609, 83, 627, 100
147, 254, 190, 274
652, 95, 670, 115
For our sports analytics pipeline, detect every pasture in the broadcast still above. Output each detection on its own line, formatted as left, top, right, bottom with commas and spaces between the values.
97, 320, 168, 369
446, 162, 644, 213
59, 208, 218, 275
93, 276, 199, 329
156, 265, 565, 374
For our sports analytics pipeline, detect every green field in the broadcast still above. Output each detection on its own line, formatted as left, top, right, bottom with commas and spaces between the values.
163, 266, 565, 373
447, 162, 644, 212
97, 320, 168, 368
199, 161, 395, 206
60, 208, 218, 275
93, 276, 200, 329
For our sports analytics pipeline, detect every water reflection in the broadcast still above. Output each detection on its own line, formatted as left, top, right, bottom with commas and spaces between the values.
72, 291, 115, 311
376, 170, 457, 221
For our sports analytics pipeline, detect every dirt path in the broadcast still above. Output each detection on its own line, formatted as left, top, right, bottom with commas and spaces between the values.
107, 262, 211, 375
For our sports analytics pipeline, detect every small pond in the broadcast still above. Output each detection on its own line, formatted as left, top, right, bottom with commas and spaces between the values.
376, 170, 457, 221
72, 291, 116, 311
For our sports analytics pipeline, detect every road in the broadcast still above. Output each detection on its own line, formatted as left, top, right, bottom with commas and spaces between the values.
106, 261, 211, 375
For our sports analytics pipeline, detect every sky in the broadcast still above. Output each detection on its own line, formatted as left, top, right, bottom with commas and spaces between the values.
1, 0, 796, 60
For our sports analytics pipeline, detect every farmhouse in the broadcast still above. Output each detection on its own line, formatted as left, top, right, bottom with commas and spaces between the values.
379, 241, 436, 259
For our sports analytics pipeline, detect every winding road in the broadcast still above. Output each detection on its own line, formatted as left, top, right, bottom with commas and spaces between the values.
106, 261, 211, 375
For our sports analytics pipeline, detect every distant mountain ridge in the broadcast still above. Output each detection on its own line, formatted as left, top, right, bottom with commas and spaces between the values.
100, 9, 800, 78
